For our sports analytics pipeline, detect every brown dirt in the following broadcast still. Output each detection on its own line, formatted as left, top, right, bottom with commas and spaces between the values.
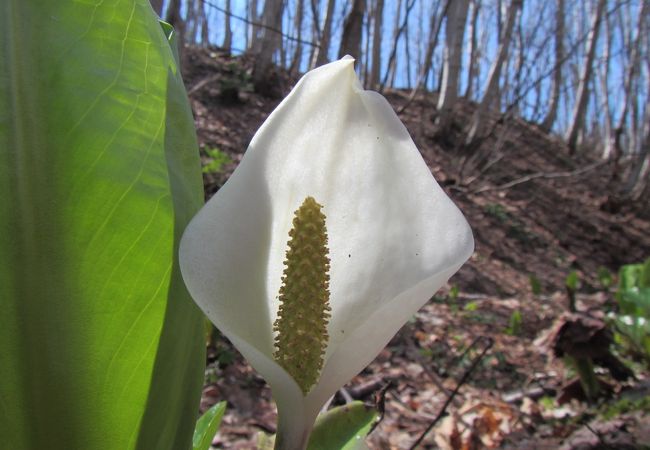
182, 46, 650, 449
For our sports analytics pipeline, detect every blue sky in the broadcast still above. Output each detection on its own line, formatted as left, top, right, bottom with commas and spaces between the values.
171, 0, 647, 143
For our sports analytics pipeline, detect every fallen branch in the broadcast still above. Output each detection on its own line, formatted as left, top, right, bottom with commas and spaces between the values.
368, 381, 393, 435
469, 160, 607, 195
408, 336, 494, 450
347, 376, 398, 399
188, 74, 221, 96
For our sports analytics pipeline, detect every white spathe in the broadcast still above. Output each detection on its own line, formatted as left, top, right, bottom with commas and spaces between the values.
179, 56, 474, 449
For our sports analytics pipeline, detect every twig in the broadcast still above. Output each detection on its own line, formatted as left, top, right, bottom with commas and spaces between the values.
378, 0, 418, 91
407, 337, 457, 401
407, 337, 494, 450
469, 160, 607, 194
202, 0, 319, 48
347, 376, 397, 399
583, 421, 615, 450
368, 381, 393, 434
339, 387, 354, 404
188, 74, 221, 96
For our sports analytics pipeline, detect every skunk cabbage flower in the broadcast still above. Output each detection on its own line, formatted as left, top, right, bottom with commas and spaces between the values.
179, 57, 473, 449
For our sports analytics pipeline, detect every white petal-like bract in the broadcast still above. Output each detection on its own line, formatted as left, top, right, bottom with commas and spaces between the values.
180, 57, 474, 449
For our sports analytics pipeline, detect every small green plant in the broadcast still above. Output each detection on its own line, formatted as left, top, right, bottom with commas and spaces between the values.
529, 275, 542, 296
446, 285, 460, 312
464, 300, 478, 312
484, 203, 509, 223
505, 310, 522, 335
611, 258, 650, 366
218, 61, 253, 102
599, 396, 650, 420
202, 147, 232, 174
565, 270, 579, 312
597, 266, 614, 290
539, 395, 555, 410
565, 270, 579, 292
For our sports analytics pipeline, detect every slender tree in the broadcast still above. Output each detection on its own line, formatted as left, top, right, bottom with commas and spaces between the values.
252, 0, 285, 92
248, 0, 260, 51
384, 0, 403, 86
187, 0, 199, 43
199, 0, 209, 45
598, 10, 613, 159
564, 0, 606, 152
380, 0, 417, 90
310, 0, 336, 67
611, 0, 648, 158
369, 0, 385, 89
436, 0, 470, 122
466, 0, 522, 145
464, 0, 481, 99
289, 0, 305, 75
339, 0, 367, 61
150, 0, 163, 16
223, 0, 232, 52
541, 0, 565, 131
164, 0, 185, 45
399, 0, 448, 109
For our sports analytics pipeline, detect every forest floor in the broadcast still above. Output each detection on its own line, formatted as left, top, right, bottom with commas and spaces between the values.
182, 46, 650, 449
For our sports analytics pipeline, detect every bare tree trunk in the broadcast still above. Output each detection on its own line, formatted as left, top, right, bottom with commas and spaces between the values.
404, 15, 412, 88
199, 0, 209, 46
308, 0, 321, 65
338, 0, 366, 60
541, 0, 565, 131
363, 2, 372, 85
248, 0, 260, 51
624, 85, 650, 200
564, 0, 606, 153
223, 0, 233, 51
612, 0, 647, 156
368, 0, 385, 89
436, 0, 470, 122
384, 0, 403, 87
464, 0, 481, 99
186, 0, 201, 44
399, 0, 447, 98
466, 0, 522, 145
509, 19, 525, 115
289, 0, 305, 75
165, 0, 185, 51
379, 0, 415, 92
598, 12, 613, 159
252, 0, 285, 93
150, 0, 163, 16
310, 0, 336, 68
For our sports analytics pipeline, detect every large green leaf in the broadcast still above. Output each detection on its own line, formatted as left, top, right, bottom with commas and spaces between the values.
307, 402, 377, 450
192, 402, 227, 450
0, 1, 205, 449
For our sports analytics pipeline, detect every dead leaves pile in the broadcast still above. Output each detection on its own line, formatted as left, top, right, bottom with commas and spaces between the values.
434, 399, 516, 450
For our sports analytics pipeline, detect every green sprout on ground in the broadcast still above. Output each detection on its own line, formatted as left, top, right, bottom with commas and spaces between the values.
202, 147, 232, 174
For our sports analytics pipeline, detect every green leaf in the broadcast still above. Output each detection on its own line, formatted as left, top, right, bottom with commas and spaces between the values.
618, 259, 650, 293
202, 147, 232, 174
596, 267, 613, 290
529, 275, 542, 296
193, 402, 227, 450
505, 310, 522, 336
307, 402, 377, 450
0, 1, 205, 449
565, 270, 579, 292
